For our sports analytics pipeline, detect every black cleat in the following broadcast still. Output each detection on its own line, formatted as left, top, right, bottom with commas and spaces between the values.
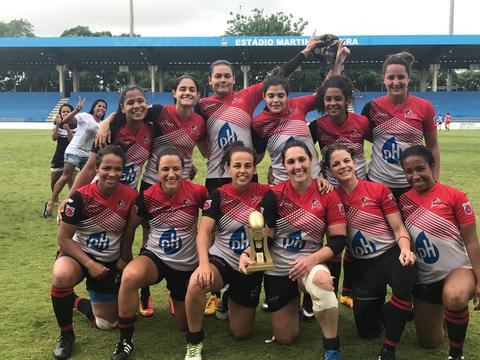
53, 335, 74, 359
378, 346, 395, 360
111, 339, 134, 360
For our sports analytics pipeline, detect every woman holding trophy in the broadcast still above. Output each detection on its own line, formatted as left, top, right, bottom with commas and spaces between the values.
183, 141, 270, 360
241, 140, 348, 360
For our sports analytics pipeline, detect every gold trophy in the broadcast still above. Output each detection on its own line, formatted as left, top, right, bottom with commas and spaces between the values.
246, 211, 275, 273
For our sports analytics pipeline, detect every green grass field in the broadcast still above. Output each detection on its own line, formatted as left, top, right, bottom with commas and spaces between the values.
0, 130, 479, 359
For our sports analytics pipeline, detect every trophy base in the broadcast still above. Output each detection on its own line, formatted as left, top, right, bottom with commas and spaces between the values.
246, 262, 275, 273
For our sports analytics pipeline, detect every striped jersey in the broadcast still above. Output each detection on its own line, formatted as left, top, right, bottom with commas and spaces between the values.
399, 182, 475, 284
336, 179, 399, 259
61, 182, 137, 262
143, 105, 206, 184
252, 95, 321, 184
114, 122, 152, 189
137, 181, 207, 271
204, 182, 270, 270
199, 83, 263, 179
262, 180, 346, 276
362, 95, 436, 188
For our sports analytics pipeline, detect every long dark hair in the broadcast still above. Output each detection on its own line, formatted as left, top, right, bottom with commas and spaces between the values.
110, 85, 146, 144
88, 99, 107, 120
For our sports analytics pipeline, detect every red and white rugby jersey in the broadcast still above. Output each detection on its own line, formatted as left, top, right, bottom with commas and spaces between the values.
362, 95, 436, 188
137, 180, 207, 271
204, 182, 270, 270
399, 182, 475, 284
336, 179, 399, 259
142, 105, 206, 185
310, 112, 371, 185
61, 182, 137, 262
252, 95, 321, 184
199, 83, 263, 179
262, 180, 346, 276
114, 122, 152, 189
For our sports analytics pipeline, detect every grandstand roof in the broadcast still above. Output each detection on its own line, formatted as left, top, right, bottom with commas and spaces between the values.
1, 35, 480, 71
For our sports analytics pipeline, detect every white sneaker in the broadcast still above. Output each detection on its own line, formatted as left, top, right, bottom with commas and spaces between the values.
185, 342, 203, 360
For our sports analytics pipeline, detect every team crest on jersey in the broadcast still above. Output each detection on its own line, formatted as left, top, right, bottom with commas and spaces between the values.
431, 198, 446, 208
191, 125, 198, 133
183, 198, 191, 205
338, 203, 345, 215
404, 109, 421, 121
462, 201, 473, 215
311, 199, 320, 209
350, 128, 362, 139
288, 109, 294, 115
203, 199, 212, 210
251, 194, 257, 203
232, 96, 239, 103
361, 196, 375, 207
117, 200, 126, 209
64, 204, 75, 217
144, 135, 150, 145
384, 193, 395, 207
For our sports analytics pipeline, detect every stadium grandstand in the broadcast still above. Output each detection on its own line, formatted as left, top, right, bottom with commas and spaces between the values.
1, 35, 480, 126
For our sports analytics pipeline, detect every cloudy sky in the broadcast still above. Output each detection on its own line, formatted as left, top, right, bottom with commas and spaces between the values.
2, 0, 479, 37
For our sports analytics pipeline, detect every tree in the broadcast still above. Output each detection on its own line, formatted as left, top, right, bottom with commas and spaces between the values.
0, 18, 35, 37
61, 26, 112, 37
456, 70, 480, 91
225, 8, 307, 36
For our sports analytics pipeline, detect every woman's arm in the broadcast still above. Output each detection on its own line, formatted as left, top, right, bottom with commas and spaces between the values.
460, 222, 480, 310
52, 116, 60, 141
193, 216, 216, 288
58, 222, 108, 279
385, 211, 416, 266
325, 41, 351, 79
62, 97, 85, 126
94, 112, 116, 148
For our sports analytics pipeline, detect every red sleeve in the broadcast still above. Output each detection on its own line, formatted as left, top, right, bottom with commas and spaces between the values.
323, 191, 347, 226
379, 184, 399, 215
423, 101, 437, 133
293, 94, 317, 113
239, 82, 263, 115
453, 190, 476, 226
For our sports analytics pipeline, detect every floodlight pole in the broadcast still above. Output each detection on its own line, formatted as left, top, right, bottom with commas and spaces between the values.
449, 0, 454, 35
129, 0, 134, 37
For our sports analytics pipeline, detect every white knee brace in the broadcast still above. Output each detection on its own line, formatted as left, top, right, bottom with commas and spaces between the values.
303, 264, 338, 312
94, 317, 118, 330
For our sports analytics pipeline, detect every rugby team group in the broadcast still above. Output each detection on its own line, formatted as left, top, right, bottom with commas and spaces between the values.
43, 34, 479, 360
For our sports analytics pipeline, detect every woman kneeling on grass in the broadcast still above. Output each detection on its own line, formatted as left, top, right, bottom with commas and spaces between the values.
51, 145, 137, 360
325, 144, 416, 360
183, 141, 271, 360
399, 145, 480, 360
111, 147, 207, 360
241, 140, 347, 360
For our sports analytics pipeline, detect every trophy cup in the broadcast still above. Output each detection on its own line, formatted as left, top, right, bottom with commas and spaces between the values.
246, 211, 275, 273
312, 34, 341, 69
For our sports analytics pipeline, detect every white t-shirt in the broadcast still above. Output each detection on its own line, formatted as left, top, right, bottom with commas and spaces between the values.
65, 112, 100, 157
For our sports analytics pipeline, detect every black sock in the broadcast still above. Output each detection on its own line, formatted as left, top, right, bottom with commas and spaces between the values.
51, 285, 75, 338
118, 316, 136, 342
341, 252, 353, 297
140, 287, 151, 305
186, 329, 204, 345
328, 256, 342, 295
323, 336, 340, 351
73, 294, 94, 321
384, 296, 412, 347
302, 293, 313, 311
445, 307, 469, 356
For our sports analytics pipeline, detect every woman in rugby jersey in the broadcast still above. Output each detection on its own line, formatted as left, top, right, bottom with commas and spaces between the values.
111, 147, 207, 360
399, 145, 480, 360
50, 145, 137, 360
325, 144, 416, 360
183, 141, 270, 360
361, 52, 440, 202
241, 140, 348, 360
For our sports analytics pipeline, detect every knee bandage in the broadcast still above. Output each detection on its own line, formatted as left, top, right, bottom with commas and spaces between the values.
303, 264, 338, 312
94, 316, 118, 330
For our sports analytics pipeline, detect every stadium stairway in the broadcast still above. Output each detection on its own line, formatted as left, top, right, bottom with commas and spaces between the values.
46, 97, 70, 122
